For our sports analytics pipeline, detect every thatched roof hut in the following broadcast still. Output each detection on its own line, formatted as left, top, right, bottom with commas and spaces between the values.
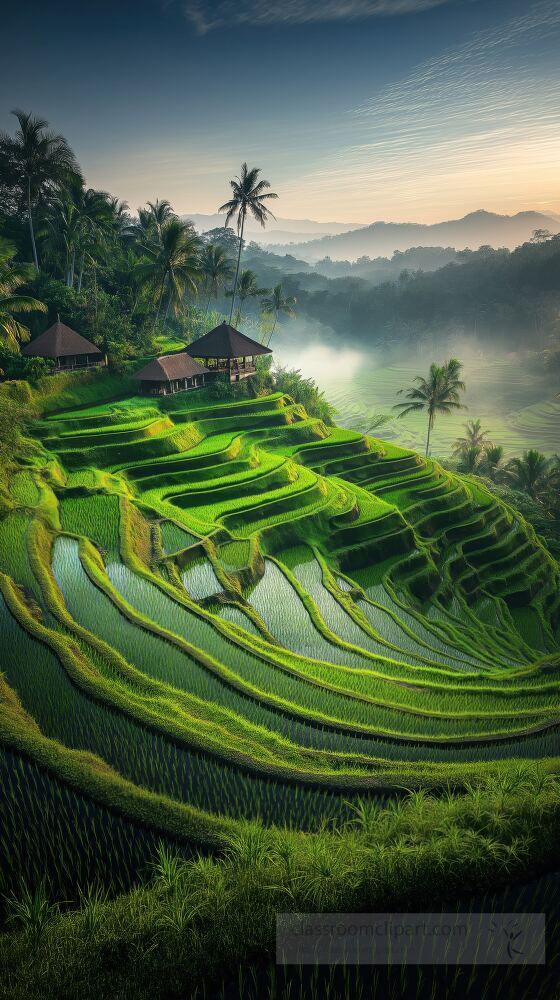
22, 319, 105, 370
134, 352, 210, 396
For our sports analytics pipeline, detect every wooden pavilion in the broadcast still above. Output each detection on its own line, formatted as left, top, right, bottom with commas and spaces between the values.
187, 322, 272, 381
134, 352, 211, 396
21, 318, 106, 371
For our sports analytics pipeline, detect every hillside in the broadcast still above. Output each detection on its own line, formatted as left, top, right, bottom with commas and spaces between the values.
269, 235, 560, 354
186, 213, 363, 244
1, 371, 559, 880
244, 244, 459, 284
271, 211, 560, 261
0, 370, 559, 994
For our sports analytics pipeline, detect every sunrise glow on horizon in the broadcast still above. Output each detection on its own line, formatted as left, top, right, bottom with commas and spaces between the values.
2, 0, 560, 224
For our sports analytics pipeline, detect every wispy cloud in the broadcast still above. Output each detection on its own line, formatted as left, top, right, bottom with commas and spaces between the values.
184, 0, 452, 34
279, 0, 560, 220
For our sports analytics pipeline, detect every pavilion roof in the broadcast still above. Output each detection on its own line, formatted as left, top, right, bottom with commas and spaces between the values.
134, 352, 210, 382
21, 319, 103, 359
187, 322, 272, 359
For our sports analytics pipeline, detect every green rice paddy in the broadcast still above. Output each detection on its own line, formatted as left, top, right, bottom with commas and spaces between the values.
1, 382, 559, 900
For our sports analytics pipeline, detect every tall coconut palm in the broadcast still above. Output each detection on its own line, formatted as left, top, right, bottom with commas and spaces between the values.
393, 358, 466, 457
0, 239, 46, 349
200, 243, 234, 312
0, 110, 80, 270
505, 450, 558, 501
261, 283, 296, 345
219, 163, 277, 323
136, 218, 201, 324
452, 419, 492, 459
226, 269, 268, 326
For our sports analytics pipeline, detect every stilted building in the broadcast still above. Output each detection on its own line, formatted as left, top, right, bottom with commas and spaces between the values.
186, 321, 272, 381
21, 318, 105, 371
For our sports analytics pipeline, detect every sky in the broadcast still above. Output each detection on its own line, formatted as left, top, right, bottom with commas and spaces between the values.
1, 0, 559, 224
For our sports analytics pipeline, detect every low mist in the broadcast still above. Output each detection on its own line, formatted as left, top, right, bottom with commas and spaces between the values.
271, 317, 559, 459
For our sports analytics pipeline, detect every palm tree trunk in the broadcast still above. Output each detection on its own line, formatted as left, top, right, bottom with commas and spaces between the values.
70, 250, 76, 288
229, 212, 245, 324
163, 293, 172, 327
425, 411, 434, 457
27, 177, 39, 271
77, 252, 85, 292
266, 314, 277, 347
93, 265, 98, 334
154, 272, 167, 327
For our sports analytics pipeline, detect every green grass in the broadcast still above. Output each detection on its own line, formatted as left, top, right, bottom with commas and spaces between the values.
2, 769, 560, 1000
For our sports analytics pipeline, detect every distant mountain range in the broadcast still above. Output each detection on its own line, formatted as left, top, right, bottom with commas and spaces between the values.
183, 213, 363, 245
267, 211, 560, 262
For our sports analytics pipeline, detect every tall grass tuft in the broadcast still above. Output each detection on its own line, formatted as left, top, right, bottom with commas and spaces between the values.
149, 842, 188, 892
77, 882, 110, 937
4, 878, 57, 947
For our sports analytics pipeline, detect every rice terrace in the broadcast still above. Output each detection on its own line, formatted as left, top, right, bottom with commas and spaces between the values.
2, 4, 560, 992
1, 347, 560, 994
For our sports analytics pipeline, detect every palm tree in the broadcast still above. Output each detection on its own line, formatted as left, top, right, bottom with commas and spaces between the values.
107, 196, 130, 228
261, 283, 296, 345
47, 196, 82, 286
226, 269, 268, 325
145, 199, 176, 236
505, 450, 558, 501
0, 110, 80, 270
0, 239, 47, 350
46, 186, 114, 289
136, 218, 201, 324
452, 419, 492, 459
480, 444, 505, 482
200, 243, 234, 312
133, 206, 156, 245
128, 201, 174, 249
457, 445, 483, 474
393, 358, 466, 457
75, 187, 115, 291
219, 163, 277, 323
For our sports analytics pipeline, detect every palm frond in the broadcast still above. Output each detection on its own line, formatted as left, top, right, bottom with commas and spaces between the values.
0, 295, 47, 314
393, 401, 426, 416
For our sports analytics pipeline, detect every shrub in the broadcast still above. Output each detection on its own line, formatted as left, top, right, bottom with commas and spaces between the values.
0, 349, 53, 382
206, 375, 237, 401
272, 363, 336, 424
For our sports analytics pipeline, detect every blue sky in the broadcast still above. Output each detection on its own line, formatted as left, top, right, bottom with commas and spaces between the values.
1, 0, 559, 222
